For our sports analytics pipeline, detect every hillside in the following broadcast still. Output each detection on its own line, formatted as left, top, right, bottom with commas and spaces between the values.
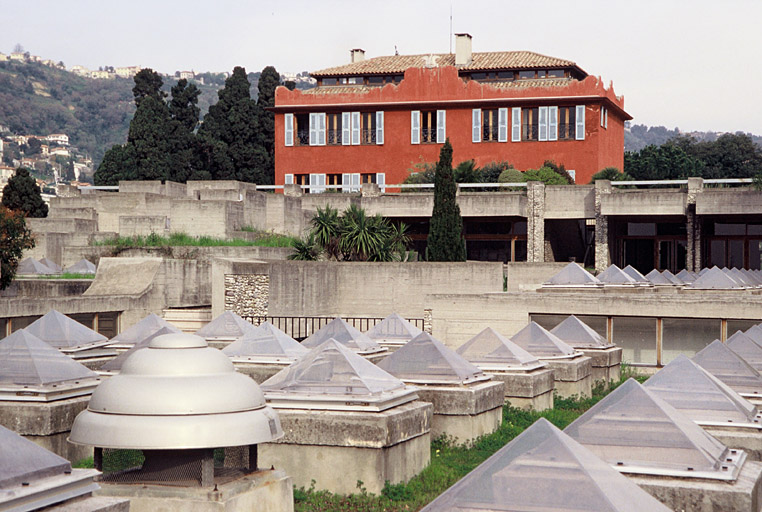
625, 123, 762, 153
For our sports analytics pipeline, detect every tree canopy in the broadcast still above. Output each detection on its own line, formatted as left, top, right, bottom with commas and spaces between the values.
426, 140, 466, 261
1, 167, 48, 217
0, 206, 35, 290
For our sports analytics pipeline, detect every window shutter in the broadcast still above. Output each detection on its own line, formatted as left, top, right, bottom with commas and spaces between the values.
548, 106, 558, 141
285, 174, 293, 185
472, 109, 481, 143
284, 114, 294, 146
511, 107, 521, 142
376, 173, 385, 193
436, 110, 446, 143
309, 113, 317, 146
342, 112, 351, 145
318, 113, 326, 145
352, 173, 360, 192
604, 108, 608, 129
342, 173, 350, 192
309, 173, 317, 193
317, 173, 326, 193
575, 105, 585, 140
600, 107, 604, 127
497, 108, 508, 142
376, 111, 384, 145
411, 111, 420, 144
351, 111, 361, 145
538, 106, 548, 141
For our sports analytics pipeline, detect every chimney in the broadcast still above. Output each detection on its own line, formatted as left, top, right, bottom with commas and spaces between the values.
350, 48, 365, 63
455, 33, 472, 66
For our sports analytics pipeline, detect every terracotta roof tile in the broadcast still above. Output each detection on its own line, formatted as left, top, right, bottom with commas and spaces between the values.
312, 51, 578, 77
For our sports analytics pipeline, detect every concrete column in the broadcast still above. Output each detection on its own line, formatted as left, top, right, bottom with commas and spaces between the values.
361, 183, 381, 197
526, 181, 546, 263
284, 184, 303, 197
423, 309, 433, 334
594, 180, 612, 273
686, 177, 704, 271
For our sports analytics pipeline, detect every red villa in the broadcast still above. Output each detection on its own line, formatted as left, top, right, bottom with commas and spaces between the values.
272, 34, 631, 192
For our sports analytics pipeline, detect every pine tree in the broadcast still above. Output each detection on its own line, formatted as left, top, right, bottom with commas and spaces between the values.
132, 68, 167, 108
169, 79, 201, 132
1, 167, 48, 217
426, 140, 466, 261
257, 66, 281, 176
0, 206, 35, 290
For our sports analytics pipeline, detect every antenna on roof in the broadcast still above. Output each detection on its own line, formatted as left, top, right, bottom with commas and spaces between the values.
395, 45, 399, 56
449, 3, 453, 54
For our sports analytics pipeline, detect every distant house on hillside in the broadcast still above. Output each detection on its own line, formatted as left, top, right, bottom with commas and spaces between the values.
50, 147, 70, 157
90, 70, 114, 79
179, 70, 195, 80
70, 65, 89, 76
9, 52, 24, 61
0, 53, 8, 62
47, 134, 69, 146
115, 66, 141, 78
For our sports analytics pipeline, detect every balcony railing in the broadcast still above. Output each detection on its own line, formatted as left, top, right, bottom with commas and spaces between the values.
327, 130, 342, 146
482, 126, 500, 142
296, 131, 309, 145
361, 129, 377, 144
421, 128, 437, 143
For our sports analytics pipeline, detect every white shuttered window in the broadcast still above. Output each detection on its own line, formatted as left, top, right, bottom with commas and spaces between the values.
309, 113, 327, 146
376, 173, 385, 193
498, 108, 508, 142
376, 111, 384, 145
284, 114, 294, 146
575, 105, 585, 140
342, 112, 351, 145
472, 109, 481, 143
538, 106, 549, 141
411, 111, 420, 144
351, 111, 361, 145
548, 106, 558, 141
511, 107, 521, 142
284, 174, 293, 185
309, 173, 326, 193
436, 110, 446, 143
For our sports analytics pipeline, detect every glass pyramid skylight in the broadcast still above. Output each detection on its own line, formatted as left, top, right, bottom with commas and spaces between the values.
644, 269, 673, 286
676, 269, 697, 283
543, 262, 602, 287
420, 418, 671, 512
690, 266, 743, 289
550, 315, 611, 349
100, 326, 178, 373
564, 379, 745, 480
725, 331, 762, 371
261, 338, 415, 411
222, 321, 308, 363
17, 257, 56, 275
365, 313, 423, 345
729, 268, 755, 287
597, 265, 638, 285
622, 265, 649, 283
510, 322, 579, 359
741, 269, 762, 286
456, 327, 543, 371
661, 269, 684, 285
301, 317, 385, 354
644, 355, 761, 428
0, 329, 98, 400
194, 310, 257, 340
745, 324, 762, 344
64, 258, 97, 274
25, 310, 109, 352
109, 313, 180, 347
39, 258, 62, 273
693, 340, 762, 399
0, 424, 72, 487
376, 332, 489, 385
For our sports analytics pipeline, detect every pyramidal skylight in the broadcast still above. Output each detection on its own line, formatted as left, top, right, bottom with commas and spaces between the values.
597, 265, 637, 285
25, 310, 109, 351
456, 327, 543, 370
676, 269, 697, 283
644, 355, 761, 428
261, 338, 414, 411
661, 269, 684, 285
550, 315, 611, 349
745, 324, 762, 344
365, 313, 423, 343
693, 340, 762, 399
690, 266, 743, 289
301, 317, 384, 354
510, 322, 579, 359
725, 330, 762, 371
645, 269, 673, 286
543, 262, 602, 287
100, 326, 178, 373
17, 257, 56, 275
741, 269, 762, 286
64, 258, 96, 274
376, 332, 488, 385
194, 310, 257, 340
39, 258, 62, 273
0, 329, 97, 396
420, 418, 671, 512
564, 379, 745, 480
622, 265, 649, 283
222, 321, 308, 362
729, 268, 754, 287
109, 313, 180, 346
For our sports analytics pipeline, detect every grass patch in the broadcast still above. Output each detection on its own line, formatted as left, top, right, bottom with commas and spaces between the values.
31, 272, 95, 280
294, 375, 640, 511
92, 231, 297, 249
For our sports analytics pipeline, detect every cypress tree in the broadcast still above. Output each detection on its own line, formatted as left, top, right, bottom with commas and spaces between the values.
1, 167, 48, 218
426, 139, 466, 261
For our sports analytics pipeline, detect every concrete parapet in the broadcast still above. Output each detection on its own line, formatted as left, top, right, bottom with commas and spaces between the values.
283, 184, 303, 197
361, 183, 382, 197
628, 460, 762, 512
118, 216, 167, 237
95, 468, 293, 512
234, 363, 287, 384
0, 396, 89, 436
259, 401, 432, 494
488, 367, 555, 411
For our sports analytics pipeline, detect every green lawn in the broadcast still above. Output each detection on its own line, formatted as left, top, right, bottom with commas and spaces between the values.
92, 231, 296, 249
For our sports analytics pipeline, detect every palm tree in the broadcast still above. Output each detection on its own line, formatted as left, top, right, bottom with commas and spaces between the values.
288, 233, 320, 261
310, 205, 340, 259
339, 204, 388, 261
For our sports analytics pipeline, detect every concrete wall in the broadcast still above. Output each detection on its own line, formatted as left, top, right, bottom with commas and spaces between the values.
119, 216, 167, 236
212, 259, 504, 319
503, 262, 569, 291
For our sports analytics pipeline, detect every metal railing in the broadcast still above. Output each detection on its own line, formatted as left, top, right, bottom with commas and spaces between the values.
241, 315, 424, 341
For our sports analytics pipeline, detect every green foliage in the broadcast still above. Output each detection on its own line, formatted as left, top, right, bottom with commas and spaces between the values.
497, 168, 526, 183
168, 79, 201, 132
257, 66, 281, 176
454, 159, 477, 183
590, 166, 632, 182
426, 140, 466, 262
405, 160, 516, 191
132, 68, 166, 107
479, 161, 514, 183
2, 167, 48, 217
624, 143, 702, 180
93, 231, 295, 249
288, 233, 321, 261
0, 206, 36, 289
541, 160, 574, 184
523, 166, 572, 185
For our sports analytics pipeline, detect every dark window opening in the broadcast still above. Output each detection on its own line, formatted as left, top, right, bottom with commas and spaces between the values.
421, 111, 438, 144
522, 107, 539, 141
482, 109, 500, 142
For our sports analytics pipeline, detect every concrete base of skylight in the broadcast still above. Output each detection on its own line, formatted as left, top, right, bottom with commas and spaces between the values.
377, 341, 407, 353
0, 396, 91, 462
413, 381, 504, 443
362, 351, 389, 364
94, 468, 293, 512
627, 460, 762, 512
258, 401, 432, 495
234, 363, 289, 384
70, 348, 119, 371
46, 495, 131, 511
705, 426, 762, 462
578, 347, 622, 384
542, 356, 593, 399
487, 368, 555, 411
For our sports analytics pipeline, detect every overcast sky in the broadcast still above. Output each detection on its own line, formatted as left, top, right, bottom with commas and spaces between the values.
3, 0, 760, 134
